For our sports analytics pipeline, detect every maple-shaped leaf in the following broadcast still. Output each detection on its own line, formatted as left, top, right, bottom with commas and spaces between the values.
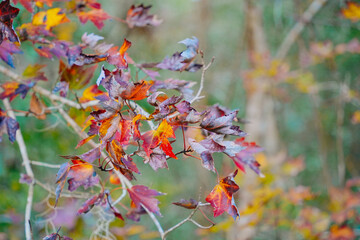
23, 64, 47, 81
0, 0, 20, 44
0, 107, 19, 143
77, 9, 111, 30
172, 198, 198, 209
188, 138, 226, 172
201, 110, 246, 136
127, 185, 164, 216
0, 40, 22, 67
0, 81, 34, 101
206, 170, 240, 219
342, 2, 360, 22
120, 80, 153, 101
230, 138, 263, 176
32, 8, 70, 30
125, 4, 162, 28
141, 119, 177, 159
107, 38, 131, 69
55, 160, 95, 206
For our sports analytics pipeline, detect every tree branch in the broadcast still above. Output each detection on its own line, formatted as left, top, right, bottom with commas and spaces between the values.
162, 202, 213, 240
190, 55, 215, 104
275, 0, 329, 60
3, 99, 34, 240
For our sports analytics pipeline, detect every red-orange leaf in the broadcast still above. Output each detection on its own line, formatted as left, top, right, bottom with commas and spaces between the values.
120, 81, 153, 101
107, 38, 131, 69
68, 159, 94, 182
77, 9, 111, 30
142, 119, 177, 159
206, 170, 239, 219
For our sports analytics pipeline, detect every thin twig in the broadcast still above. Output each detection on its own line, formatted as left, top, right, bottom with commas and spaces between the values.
190, 55, 215, 104
30, 161, 62, 168
3, 99, 34, 240
275, 0, 329, 60
162, 202, 213, 240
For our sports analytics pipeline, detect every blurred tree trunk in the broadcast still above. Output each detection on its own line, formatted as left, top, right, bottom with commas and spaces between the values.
227, 1, 285, 239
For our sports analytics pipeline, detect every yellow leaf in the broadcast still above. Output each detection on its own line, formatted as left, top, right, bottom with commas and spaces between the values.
342, 2, 360, 22
33, 8, 70, 30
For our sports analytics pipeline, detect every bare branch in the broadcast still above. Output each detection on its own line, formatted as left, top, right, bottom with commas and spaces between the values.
190, 55, 215, 104
3, 99, 34, 240
162, 202, 214, 240
275, 0, 329, 60
30, 161, 62, 168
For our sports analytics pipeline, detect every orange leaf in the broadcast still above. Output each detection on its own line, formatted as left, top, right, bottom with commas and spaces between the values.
120, 81, 153, 101
69, 159, 93, 181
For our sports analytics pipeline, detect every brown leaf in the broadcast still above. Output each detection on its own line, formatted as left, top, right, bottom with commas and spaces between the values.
29, 93, 46, 120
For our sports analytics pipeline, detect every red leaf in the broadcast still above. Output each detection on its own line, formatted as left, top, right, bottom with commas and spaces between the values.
206, 170, 240, 219
231, 138, 263, 176
127, 185, 164, 216
141, 119, 177, 159
0, 0, 20, 44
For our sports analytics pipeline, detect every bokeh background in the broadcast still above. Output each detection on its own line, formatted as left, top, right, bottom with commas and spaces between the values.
1, 0, 360, 239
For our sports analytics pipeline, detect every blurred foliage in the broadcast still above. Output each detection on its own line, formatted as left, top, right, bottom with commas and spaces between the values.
1, 0, 360, 240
